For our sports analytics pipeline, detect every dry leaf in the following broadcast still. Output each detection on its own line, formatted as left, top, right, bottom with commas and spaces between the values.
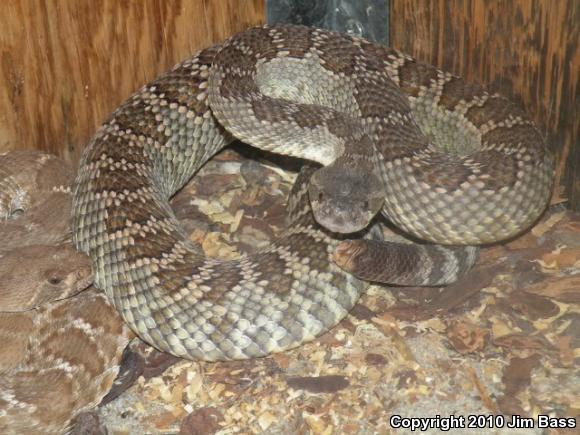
531, 211, 566, 237
541, 247, 580, 269
524, 276, 580, 304
446, 321, 489, 354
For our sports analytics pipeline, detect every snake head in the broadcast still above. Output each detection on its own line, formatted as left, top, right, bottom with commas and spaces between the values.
0, 244, 93, 312
308, 164, 385, 234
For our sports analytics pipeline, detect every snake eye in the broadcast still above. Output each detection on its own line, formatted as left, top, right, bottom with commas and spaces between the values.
10, 208, 24, 218
48, 276, 62, 285
318, 192, 323, 201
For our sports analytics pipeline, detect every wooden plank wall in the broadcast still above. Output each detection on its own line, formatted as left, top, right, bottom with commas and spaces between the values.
0, 0, 577, 209
390, 0, 579, 209
0, 0, 265, 164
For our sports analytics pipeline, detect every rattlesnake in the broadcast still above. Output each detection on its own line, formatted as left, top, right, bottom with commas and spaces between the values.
0, 151, 74, 251
0, 151, 132, 434
208, 25, 553, 244
72, 24, 553, 362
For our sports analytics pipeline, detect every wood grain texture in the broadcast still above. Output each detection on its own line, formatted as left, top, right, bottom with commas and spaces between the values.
390, 0, 579, 209
0, 0, 264, 164
1, 1, 576, 208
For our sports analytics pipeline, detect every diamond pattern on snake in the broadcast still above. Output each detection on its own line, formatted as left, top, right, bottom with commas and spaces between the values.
0, 150, 132, 435
72, 24, 554, 362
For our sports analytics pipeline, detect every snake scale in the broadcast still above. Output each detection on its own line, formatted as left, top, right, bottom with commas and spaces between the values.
72, 24, 553, 362
0, 151, 132, 434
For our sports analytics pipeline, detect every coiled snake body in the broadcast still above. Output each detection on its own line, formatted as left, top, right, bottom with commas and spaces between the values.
0, 151, 132, 434
72, 25, 553, 361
